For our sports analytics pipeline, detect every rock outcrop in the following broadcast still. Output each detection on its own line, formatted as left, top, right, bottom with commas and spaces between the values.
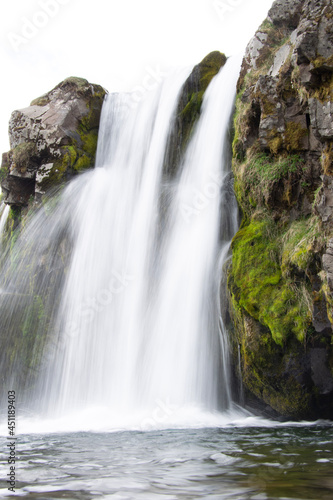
228, 0, 333, 418
164, 51, 227, 177
0, 77, 106, 206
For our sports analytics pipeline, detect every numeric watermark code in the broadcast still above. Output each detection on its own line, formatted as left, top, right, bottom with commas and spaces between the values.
7, 391, 17, 493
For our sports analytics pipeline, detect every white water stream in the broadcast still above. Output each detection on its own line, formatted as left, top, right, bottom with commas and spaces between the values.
38, 57, 242, 430
1, 57, 244, 433
0, 202, 9, 239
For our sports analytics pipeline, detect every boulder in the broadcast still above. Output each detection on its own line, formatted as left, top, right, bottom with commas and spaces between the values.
268, 0, 305, 28
0, 77, 106, 206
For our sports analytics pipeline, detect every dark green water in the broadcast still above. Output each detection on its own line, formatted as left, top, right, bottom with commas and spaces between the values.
1, 424, 332, 499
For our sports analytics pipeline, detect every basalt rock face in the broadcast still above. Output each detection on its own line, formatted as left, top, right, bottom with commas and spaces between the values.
227, 0, 333, 419
0, 77, 106, 207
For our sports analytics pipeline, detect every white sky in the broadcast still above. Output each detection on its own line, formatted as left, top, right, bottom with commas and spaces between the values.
0, 0, 273, 156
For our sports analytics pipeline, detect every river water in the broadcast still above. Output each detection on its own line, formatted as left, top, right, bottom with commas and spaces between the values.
0, 418, 332, 499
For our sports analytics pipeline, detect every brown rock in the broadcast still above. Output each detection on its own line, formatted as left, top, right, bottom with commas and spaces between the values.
0, 77, 106, 206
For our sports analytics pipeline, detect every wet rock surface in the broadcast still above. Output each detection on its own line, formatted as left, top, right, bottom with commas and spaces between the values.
0, 77, 106, 206
228, 0, 333, 419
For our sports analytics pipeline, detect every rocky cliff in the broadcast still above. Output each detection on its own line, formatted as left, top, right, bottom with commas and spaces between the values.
0, 77, 106, 208
228, 0, 333, 418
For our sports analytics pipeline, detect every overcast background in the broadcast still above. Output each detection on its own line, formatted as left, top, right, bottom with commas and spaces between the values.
0, 0, 273, 157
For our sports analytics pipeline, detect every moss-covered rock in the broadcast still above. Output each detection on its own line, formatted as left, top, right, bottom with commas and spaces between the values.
230, 216, 313, 346
228, 0, 333, 419
0, 196, 73, 398
1, 76, 107, 206
164, 51, 227, 177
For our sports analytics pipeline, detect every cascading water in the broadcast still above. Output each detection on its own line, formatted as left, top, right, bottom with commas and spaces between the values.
40, 67, 196, 418
0, 201, 10, 277
0, 57, 243, 431
0, 202, 9, 240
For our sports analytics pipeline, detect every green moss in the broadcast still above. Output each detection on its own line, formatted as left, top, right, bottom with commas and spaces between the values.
75, 99, 103, 171
233, 152, 302, 214
71, 128, 98, 172
183, 52, 226, 125
261, 97, 276, 117
38, 132, 97, 189
259, 19, 274, 32
65, 145, 78, 166
266, 122, 308, 153
227, 294, 313, 418
228, 11, 333, 419
80, 130, 98, 158
243, 337, 311, 417
281, 217, 322, 277
30, 95, 50, 106
37, 145, 74, 191
80, 88, 106, 130
181, 91, 204, 120
74, 154, 92, 171
179, 90, 204, 148
60, 76, 89, 88
262, 379, 311, 417
44, 162, 65, 186
284, 121, 308, 151
12, 142, 36, 173
232, 91, 253, 161
230, 217, 311, 345
165, 51, 227, 177
312, 55, 333, 70
268, 135, 283, 155
30, 80, 106, 191
3, 206, 22, 261
198, 51, 227, 89
9, 205, 21, 225
0, 163, 8, 183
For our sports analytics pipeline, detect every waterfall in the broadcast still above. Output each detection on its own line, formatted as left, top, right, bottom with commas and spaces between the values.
0, 203, 10, 270
0, 57, 243, 431
0, 203, 9, 232
0, 203, 9, 239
